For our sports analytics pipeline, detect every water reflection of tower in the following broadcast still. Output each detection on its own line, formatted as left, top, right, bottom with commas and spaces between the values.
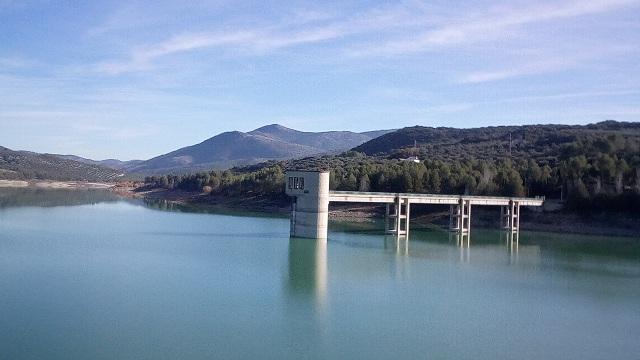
287, 238, 328, 313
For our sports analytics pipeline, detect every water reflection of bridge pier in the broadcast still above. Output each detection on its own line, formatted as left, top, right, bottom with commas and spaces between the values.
384, 235, 409, 256
382, 227, 527, 265
449, 232, 471, 262
445, 229, 540, 265
285, 229, 540, 306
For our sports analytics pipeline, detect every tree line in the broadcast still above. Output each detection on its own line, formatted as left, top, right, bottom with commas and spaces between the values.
145, 133, 640, 213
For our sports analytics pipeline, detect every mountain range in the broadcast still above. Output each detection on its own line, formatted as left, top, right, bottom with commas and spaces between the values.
3, 121, 637, 182
121, 124, 391, 174
52, 154, 143, 170
1, 124, 392, 180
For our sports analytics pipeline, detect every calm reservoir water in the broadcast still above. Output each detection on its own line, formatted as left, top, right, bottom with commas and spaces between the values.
1, 189, 639, 359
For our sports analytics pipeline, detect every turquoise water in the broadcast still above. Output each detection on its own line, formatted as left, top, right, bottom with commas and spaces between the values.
1, 190, 639, 359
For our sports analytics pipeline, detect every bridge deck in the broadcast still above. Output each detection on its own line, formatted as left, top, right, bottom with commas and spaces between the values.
328, 191, 544, 206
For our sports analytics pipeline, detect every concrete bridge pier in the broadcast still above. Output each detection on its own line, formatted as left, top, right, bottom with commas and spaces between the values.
449, 198, 471, 234
500, 200, 520, 233
385, 196, 410, 238
285, 171, 543, 240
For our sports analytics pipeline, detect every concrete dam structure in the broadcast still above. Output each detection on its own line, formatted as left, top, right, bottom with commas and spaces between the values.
285, 171, 545, 239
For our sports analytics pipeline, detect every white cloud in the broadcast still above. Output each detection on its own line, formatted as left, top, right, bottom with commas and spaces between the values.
422, 88, 640, 113
430, 103, 474, 113
458, 43, 637, 83
93, 0, 638, 76
2, 0, 639, 159
459, 59, 575, 83
363, 87, 640, 120
347, 0, 639, 56
94, 27, 346, 74
0, 56, 38, 69
498, 89, 640, 102
91, 2, 442, 75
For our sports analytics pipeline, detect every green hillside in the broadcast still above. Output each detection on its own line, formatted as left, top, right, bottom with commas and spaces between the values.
353, 121, 640, 164
143, 121, 640, 213
0, 146, 122, 182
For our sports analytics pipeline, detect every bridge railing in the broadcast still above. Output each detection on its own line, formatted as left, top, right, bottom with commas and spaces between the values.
329, 190, 544, 202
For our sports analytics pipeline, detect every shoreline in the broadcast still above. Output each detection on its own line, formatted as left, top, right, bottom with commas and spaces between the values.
0, 179, 115, 189
2, 180, 637, 238
113, 186, 640, 238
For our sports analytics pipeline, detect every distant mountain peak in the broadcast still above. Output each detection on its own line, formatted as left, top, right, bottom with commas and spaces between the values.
125, 124, 392, 174
49, 154, 143, 170
249, 124, 296, 134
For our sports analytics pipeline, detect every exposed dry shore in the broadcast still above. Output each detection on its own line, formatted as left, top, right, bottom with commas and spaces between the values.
0, 179, 115, 189
2, 179, 635, 237
114, 184, 640, 238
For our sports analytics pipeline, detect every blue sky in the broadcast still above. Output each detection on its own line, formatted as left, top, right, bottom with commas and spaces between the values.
1, 0, 639, 160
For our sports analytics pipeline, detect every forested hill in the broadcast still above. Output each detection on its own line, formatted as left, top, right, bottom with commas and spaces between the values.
353, 121, 640, 164
0, 146, 123, 182
144, 120, 640, 213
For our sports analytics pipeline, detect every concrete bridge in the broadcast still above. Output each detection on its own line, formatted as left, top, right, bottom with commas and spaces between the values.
285, 171, 544, 239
